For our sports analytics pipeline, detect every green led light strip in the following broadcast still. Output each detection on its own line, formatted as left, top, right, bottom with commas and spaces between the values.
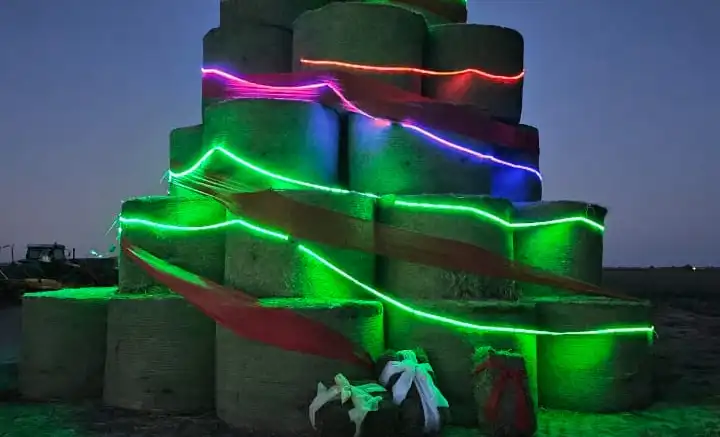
168, 146, 605, 232
119, 215, 652, 337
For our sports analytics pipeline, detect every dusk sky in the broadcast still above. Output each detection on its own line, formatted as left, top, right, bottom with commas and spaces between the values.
0, 0, 718, 266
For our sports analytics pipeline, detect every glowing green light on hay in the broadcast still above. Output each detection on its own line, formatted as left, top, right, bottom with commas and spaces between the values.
119, 216, 651, 337
168, 146, 605, 232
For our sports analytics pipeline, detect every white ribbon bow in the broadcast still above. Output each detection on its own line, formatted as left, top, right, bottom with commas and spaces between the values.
379, 350, 449, 433
309, 373, 387, 437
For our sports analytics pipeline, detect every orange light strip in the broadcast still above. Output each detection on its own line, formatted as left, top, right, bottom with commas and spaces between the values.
300, 58, 525, 83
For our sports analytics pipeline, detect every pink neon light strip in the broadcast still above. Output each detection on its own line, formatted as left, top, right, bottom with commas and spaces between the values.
201, 68, 542, 181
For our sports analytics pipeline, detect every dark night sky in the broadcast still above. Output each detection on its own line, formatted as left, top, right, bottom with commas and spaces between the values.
0, 1, 718, 266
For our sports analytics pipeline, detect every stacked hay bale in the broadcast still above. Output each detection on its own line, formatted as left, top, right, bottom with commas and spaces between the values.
293, 2, 427, 92
347, 115, 494, 195
118, 195, 227, 292
513, 201, 607, 298
225, 190, 375, 300
168, 124, 203, 197
216, 298, 384, 434
103, 293, 216, 412
535, 297, 654, 412
201, 99, 340, 192
105, 196, 225, 412
377, 195, 516, 301
20, 287, 116, 400
424, 24, 525, 124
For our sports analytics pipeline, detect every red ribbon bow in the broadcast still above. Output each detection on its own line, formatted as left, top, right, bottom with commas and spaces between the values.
473, 358, 532, 433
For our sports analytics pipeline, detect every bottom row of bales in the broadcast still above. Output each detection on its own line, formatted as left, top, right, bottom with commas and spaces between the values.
19, 288, 654, 432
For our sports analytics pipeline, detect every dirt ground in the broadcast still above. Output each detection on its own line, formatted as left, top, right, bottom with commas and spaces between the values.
1, 294, 719, 437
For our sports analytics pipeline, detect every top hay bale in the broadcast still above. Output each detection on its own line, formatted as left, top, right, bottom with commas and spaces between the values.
424, 24, 525, 124
293, 2, 427, 92
220, 0, 334, 30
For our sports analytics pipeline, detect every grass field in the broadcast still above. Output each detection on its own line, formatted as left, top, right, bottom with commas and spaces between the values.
1, 268, 718, 436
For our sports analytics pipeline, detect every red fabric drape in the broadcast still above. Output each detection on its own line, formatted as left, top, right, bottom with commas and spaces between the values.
202, 70, 539, 153
122, 241, 372, 368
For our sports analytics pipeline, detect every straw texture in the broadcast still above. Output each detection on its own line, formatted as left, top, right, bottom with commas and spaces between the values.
225, 190, 375, 299
377, 195, 516, 300
169, 125, 204, 198
215, 298, 383, 433
202, 99, 340, 191
424, 24, 525, 124
293, 2, 427, 92
118, 196, 227, 293
347, 115, 493, 195
202, 25, 292, 109
19, 287, 116, 400
385, 300, 538, 426
103, 292, 215, 412
535, 297, 654, 412
513, 201, 607, 298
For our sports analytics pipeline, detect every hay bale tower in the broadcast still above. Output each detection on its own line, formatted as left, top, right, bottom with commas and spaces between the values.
19, 0, 652, 431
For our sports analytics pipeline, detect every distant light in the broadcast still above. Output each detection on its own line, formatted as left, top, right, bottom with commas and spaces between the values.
692, 266, 697, 271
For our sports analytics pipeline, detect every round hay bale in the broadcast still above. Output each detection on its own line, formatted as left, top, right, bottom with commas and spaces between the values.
513, 201, 607, 298
215, 298, 384, 433
490, 126, 542, 202
203, 99, 340, 191
385, 300, 538, 426
202, 25, 292, 109
103, 292, 215, 412
19, 287, 116, 400
225, 190, 375, 299
169, 124, 204, 198
347, 114, 494, 195
535, 297, 654, 412
220, 0, 332, 30
203, 25, 292, 75
118, 196, 226, 293
293, 2, 427, 92
377, 194, 516, 300
424, 24, 525, 124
